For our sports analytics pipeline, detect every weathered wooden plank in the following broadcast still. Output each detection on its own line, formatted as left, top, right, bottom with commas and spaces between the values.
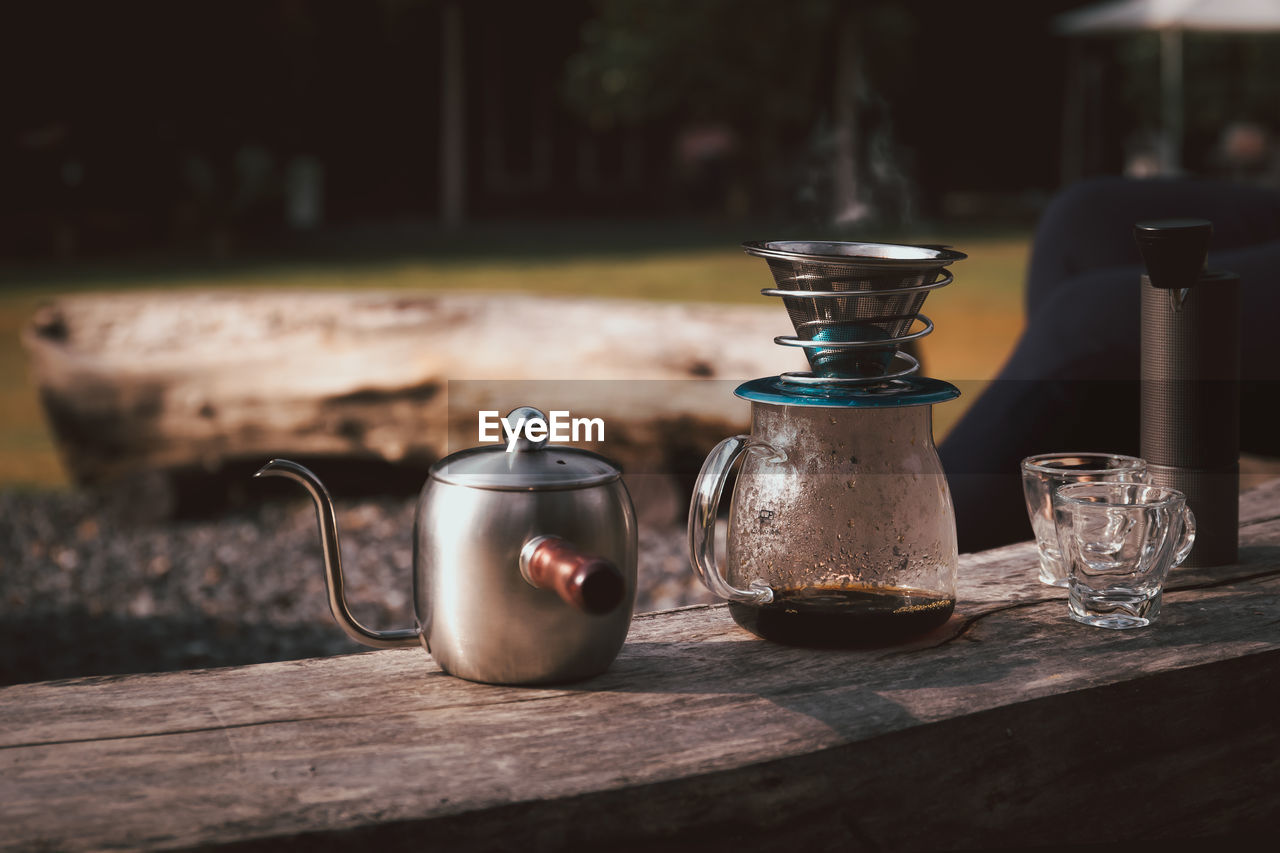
21, 291, 803, 489
6, 581, 1278, 851
2, 486, 1279, 851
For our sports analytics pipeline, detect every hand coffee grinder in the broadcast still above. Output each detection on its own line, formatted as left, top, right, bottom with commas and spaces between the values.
1135, 219, 1241, 567
689, 241, 966, 646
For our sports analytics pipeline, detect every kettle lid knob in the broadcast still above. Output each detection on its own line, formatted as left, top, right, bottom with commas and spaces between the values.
504, 406, 547, 452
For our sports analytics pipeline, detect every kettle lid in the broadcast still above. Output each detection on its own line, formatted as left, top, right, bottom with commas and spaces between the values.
430, 407, 622, 491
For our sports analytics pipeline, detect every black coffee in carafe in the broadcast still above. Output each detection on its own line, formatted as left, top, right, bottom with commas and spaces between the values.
728, 585, 955, 648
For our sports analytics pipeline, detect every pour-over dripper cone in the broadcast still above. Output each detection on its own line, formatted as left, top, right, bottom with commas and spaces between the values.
743, 240, 964, 379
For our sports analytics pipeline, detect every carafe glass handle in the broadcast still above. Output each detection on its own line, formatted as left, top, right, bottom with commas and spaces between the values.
688, 435, 778, 604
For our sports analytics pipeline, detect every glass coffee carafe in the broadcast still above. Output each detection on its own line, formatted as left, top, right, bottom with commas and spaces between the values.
689, 239, 965, 646
690, 378, 959, 646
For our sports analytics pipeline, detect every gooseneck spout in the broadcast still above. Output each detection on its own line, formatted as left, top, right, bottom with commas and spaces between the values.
254, 459, 420, 649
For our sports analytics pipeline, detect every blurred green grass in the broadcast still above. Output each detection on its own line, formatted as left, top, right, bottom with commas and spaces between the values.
0, 224, 1029, 488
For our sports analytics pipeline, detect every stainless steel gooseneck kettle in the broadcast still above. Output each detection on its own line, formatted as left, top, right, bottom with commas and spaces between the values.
257, 406, 637, 685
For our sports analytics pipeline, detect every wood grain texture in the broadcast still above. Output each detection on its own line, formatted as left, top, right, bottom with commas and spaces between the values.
3, 480, 1280, 851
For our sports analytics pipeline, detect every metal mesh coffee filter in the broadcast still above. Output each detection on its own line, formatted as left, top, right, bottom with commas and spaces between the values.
743, 241, 964, 379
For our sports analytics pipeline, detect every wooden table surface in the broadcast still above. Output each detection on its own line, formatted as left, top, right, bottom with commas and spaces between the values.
4, 480, 1280, 852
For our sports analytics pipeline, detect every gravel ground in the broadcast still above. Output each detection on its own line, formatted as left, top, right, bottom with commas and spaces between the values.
0, 489, 714, 685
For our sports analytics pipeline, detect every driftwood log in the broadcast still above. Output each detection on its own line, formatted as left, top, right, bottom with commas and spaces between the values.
23, 291, 806, 517
3, 480, 1279, 851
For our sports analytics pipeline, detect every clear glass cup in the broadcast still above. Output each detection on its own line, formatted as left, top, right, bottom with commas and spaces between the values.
1053, 482, 1196, 629
1021, 453, 1148, 586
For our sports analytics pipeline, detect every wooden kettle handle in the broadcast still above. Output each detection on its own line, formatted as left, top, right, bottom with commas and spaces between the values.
522, 536, 625, 615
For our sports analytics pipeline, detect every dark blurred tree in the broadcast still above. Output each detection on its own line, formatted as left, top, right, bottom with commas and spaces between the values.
563, 0, 835, 127
562, 0, 920, 223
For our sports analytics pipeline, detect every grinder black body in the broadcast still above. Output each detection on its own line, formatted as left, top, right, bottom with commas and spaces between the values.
1136, 219, 1240, 567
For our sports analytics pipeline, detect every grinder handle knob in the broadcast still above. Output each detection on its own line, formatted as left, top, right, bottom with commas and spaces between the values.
521, 536, 625, 615
1134, 218, 1212, 291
